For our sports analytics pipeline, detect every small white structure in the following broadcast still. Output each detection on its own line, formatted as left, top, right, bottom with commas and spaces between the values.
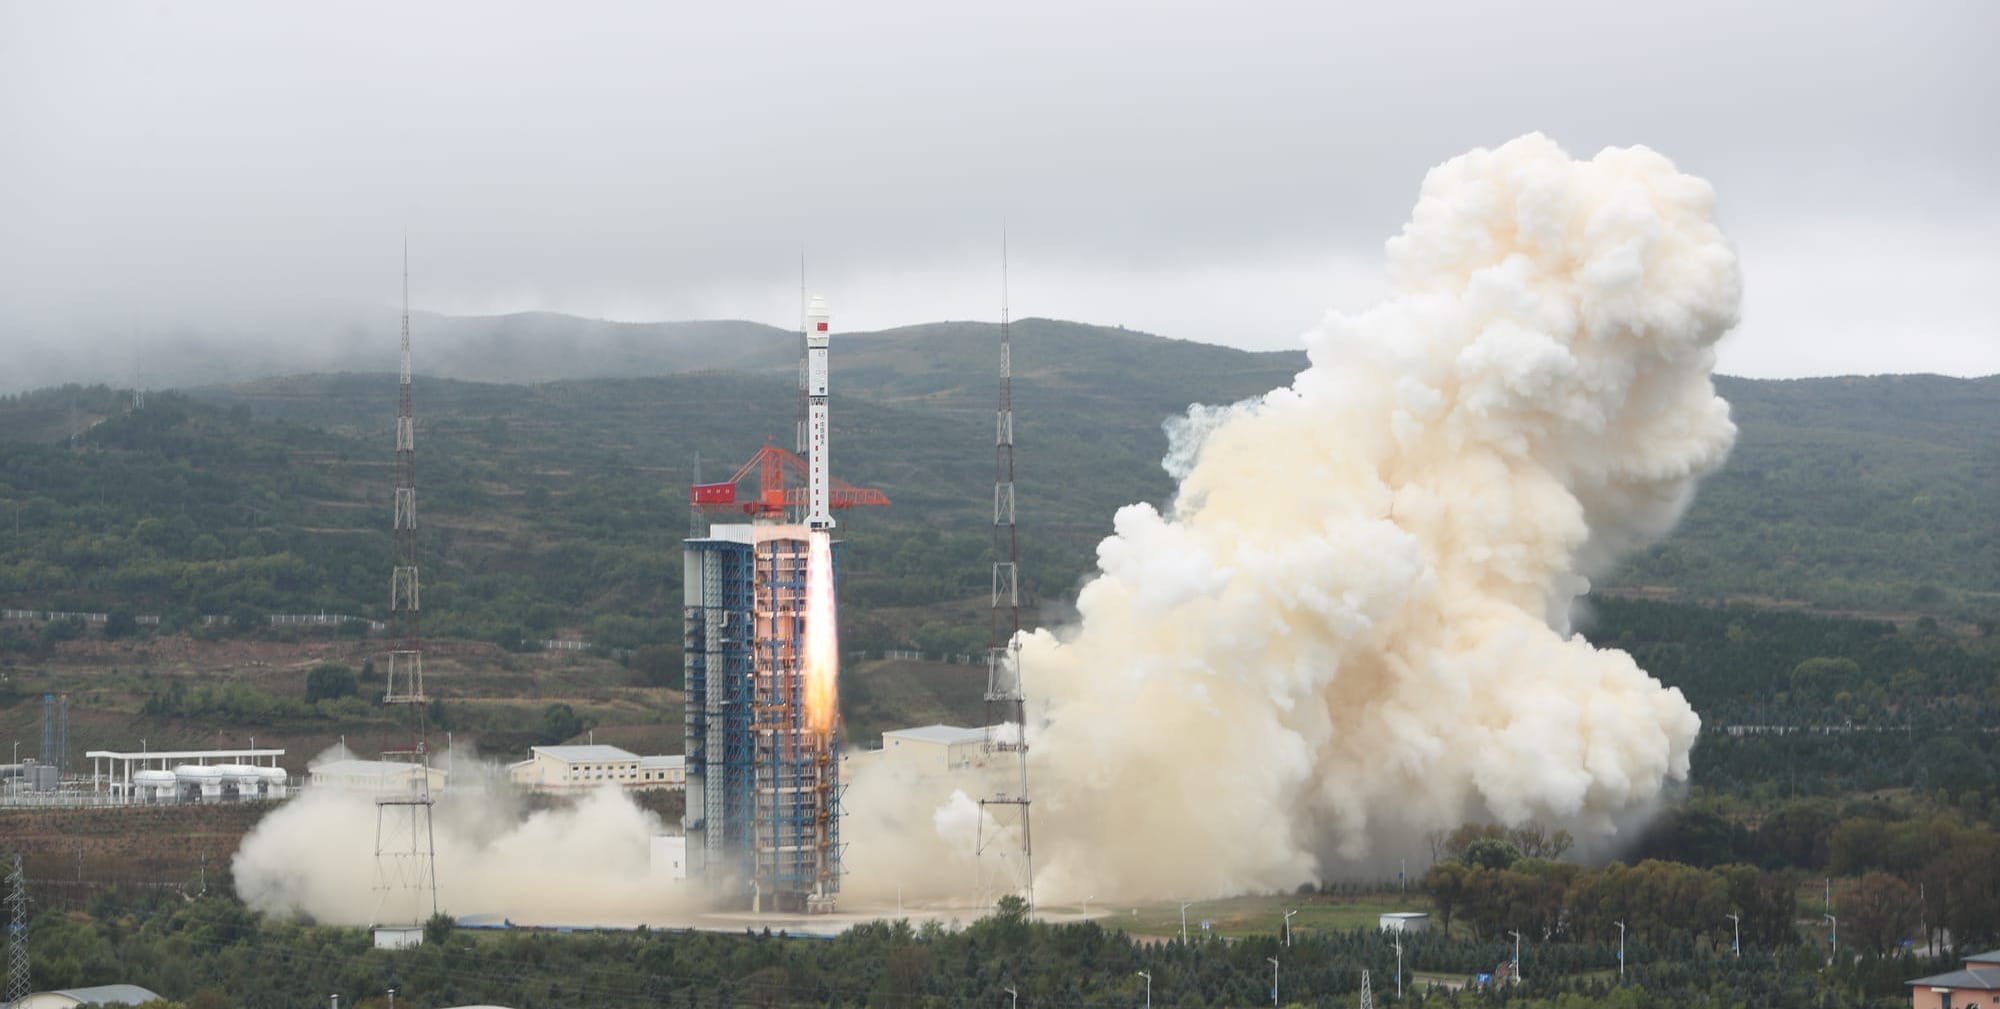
1380, 912, 1431, 933
310, 759, 447, 795
508, 745, 684, 792
878, 725, 993, 776
373, 925, 425, 949
12, 985, 163, 1009
651, 834, 687, 880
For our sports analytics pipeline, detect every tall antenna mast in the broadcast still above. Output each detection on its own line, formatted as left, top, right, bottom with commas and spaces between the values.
978, 231, 1033, 908
377, 238, 439, 927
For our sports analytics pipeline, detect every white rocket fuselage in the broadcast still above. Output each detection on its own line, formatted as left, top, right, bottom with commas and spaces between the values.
805, 296, 833, 530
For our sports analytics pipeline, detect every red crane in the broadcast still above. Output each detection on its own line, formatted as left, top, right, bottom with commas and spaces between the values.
690, 441, 890, 518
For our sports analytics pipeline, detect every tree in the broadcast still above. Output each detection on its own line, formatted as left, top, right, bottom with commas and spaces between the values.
540, 702, 588, 744
303, 663, 358, 704
424, 910, 454, 946
1842, 872, 1921, 954
1463, 838, 1522, 871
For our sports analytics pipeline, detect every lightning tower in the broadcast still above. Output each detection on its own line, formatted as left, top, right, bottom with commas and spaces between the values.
375, 242, 439, 928
5, 854, 27, 1007
978, 236, 1034, 908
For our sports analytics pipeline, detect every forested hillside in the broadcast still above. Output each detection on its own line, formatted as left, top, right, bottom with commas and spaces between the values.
0, 320, 1992, 654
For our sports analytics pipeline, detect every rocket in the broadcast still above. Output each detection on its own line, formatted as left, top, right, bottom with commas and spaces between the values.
804, 295, 834, 530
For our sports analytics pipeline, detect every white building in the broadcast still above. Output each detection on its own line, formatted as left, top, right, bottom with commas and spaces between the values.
373, 925, 425, 950
508, 745, 684, 792
877, 725, 994, 776
309, 759, 447, 795
651, 834, 688, 880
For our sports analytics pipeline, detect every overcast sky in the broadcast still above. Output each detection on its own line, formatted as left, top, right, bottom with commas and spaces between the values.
2, 0, 1994, 380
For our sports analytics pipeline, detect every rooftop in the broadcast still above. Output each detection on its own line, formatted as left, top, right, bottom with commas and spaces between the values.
310, 759, 437, 777
532, 745, 640, 763
1907, 966, 2000, 991
638, 754, 684, 769
884, 724, 991, 746
86, 748, 284, 761
42, 985, 164, 1006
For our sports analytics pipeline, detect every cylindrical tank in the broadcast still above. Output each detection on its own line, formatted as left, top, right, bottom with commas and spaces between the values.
217, 764, 262, 800
133, 769, 177, 804
174, 764, 224, 802
256, 765, 288, 799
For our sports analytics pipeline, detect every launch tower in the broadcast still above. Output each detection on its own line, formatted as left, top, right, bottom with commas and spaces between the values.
684, 298, 885, 913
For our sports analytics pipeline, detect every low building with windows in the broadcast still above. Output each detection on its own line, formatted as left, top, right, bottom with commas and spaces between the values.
508, 745, 684, 792
308, 759, 446, 796
1907, 948, 2000, 1009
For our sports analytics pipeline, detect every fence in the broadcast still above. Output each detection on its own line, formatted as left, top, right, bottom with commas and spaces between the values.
3, 607, 384, 632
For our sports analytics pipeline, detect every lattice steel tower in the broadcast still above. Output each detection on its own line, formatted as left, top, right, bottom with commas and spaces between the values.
375, 243, 438, 927
5, 854, 28, 1007
978, 237, 1034, 908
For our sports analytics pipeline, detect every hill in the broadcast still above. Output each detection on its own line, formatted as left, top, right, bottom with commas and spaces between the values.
0, 317, 1992, 652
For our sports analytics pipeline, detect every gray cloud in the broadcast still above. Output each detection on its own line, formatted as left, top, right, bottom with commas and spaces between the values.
2, 0, 1993, 380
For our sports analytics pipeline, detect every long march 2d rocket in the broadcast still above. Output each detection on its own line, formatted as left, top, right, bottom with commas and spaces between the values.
804, 296, 834, 531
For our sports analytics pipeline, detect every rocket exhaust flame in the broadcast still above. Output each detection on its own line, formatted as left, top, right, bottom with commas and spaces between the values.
804, 529, 838, 736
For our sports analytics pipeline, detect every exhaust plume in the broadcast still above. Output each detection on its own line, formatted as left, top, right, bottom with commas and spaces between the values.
234, 746, 692, 924
850, 134, 1740, 903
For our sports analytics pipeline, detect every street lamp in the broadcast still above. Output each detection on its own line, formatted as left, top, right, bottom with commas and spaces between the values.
1509, 930, 1524, 984
1726, 913, 1740, 958
1394, 932, 1404, 997
1825, 914, 1838, 963
1004, 987, 1017, 1009
1283, 909, 1297, 948
1614, 921, 1625, 980
1180, 902, 1193, 943
1136, 971, 1150, 1009
1266, 957, 1279, 1007
1084, 895, 1095, 915
387, 989, 396, 1009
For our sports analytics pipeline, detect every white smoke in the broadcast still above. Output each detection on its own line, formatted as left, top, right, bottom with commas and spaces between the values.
851, 134, 1740, 904
234, 746, 694, 924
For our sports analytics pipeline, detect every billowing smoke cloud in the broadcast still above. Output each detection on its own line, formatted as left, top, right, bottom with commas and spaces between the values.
849, 133, 1739, 904
235, 745, 691, 924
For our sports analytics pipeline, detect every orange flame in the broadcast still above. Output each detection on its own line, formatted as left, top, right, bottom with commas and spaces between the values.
803, 530, 839, 736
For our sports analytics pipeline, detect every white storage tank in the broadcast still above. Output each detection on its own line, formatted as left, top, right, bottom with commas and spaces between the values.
257, 765, 288, 799
217, 764, 263, 801
174, 764, 224, 802
132, 769, 178, 804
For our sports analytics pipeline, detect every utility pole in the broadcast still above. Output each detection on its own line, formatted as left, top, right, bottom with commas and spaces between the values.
1509, 930, 1524, 984
1615, 920, 1625, 979
1825, 914, 1838, 964
1266, 957, 1278, 1007
1726, 912, 1740, 957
